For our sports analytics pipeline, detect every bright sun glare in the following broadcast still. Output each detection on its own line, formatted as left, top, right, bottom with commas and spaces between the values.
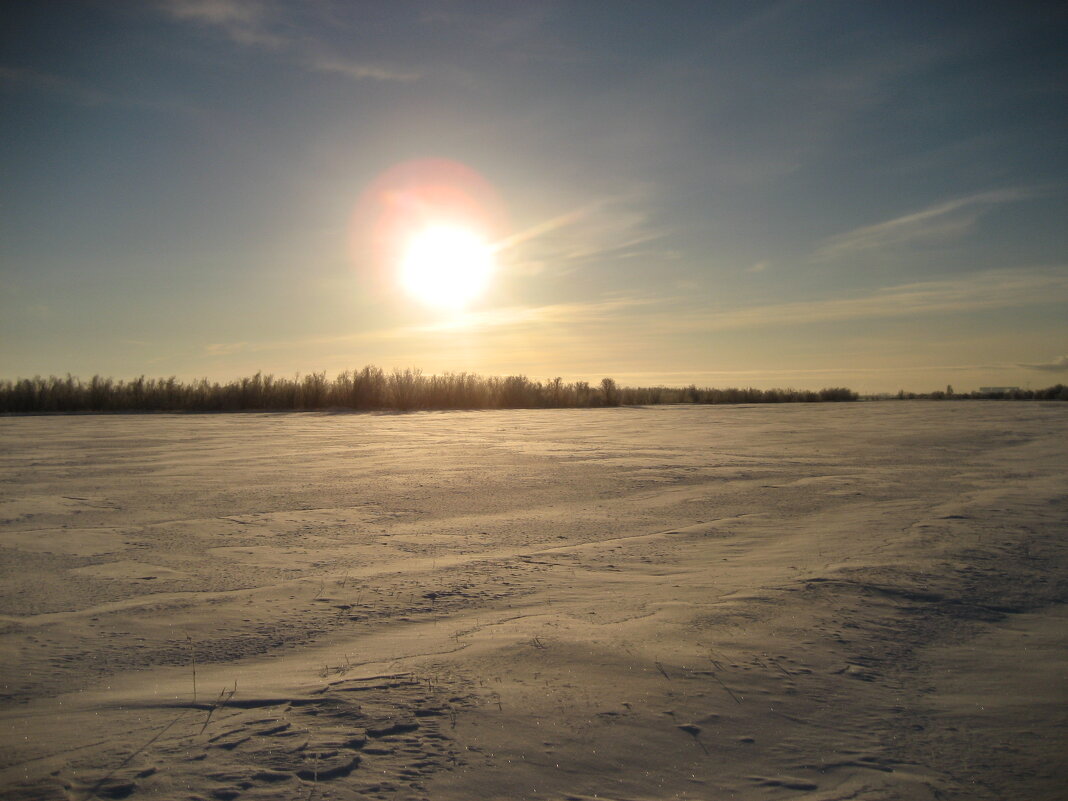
399, 225, 495, 309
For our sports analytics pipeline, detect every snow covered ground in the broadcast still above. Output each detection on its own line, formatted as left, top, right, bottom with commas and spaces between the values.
1, 402, 1065, 800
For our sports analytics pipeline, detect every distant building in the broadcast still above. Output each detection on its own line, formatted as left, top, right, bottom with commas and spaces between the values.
979, 386, 1020, 393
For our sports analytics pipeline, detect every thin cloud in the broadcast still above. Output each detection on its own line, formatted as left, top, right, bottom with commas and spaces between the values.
1018, 355, 1068, 372
164, 0, 263, 26
408, 297, 657, 335
307, 56, 419, 83
558, 231, 671, 265
349, 270, 1065, 345
205, 341, 249, 355
1, 66, 111, 105
161, 0, 286, 48
160, 0, 420, 82
195, 271, 1063, 366
0, 65, 197, 113
195, 297, 656, 359
814, 188, 1038, 260
699, 268, 1068, 331
503, 192, 671, 277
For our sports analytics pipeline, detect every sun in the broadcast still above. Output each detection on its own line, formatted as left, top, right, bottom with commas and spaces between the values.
399, 225, 495, 309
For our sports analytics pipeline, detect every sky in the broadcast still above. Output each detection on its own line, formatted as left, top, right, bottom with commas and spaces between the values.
2, 1, 1067, 394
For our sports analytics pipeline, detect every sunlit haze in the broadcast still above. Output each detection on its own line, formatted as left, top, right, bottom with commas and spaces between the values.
1, 3, 1066, 392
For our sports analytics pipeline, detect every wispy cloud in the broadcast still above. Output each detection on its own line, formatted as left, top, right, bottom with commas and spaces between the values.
501, 192, 673, 277
406, 297, 656, 335
1018, 355, 1068, 372
196, 297, 655, 359
813, 188, 1038, 260
205, 341, 249, 355
699, 268, 1068, 331
160, 0, 420, 82
0, 65, 197, 113
306, 56, 419, 83
201, 270, 1067, 361
162, 0, 285, 47
1, 66, 111, 106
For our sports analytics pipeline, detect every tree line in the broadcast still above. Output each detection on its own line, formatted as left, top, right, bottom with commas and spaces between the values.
885, 386, 1068, 401
0, 368, 861, 413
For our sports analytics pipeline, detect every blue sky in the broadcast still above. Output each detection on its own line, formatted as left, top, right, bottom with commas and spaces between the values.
2, 1, 1066, 392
